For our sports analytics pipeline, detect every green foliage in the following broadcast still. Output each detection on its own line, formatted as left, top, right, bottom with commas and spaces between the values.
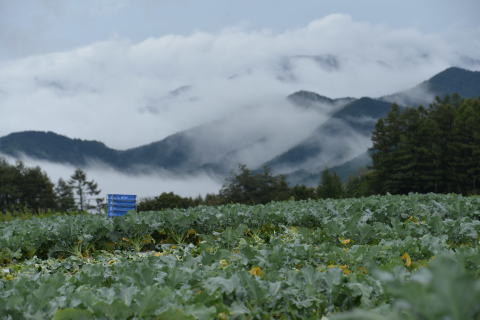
0, 158, 57, 213
0, 194, 479, 318
53, 308, 94, 320
138, 192, 200, 211
334, 255, 480, 319
370, 95, 480, 195
290, 184, 317, 200
317, 169, 344, 199
219, 164, 291, 205
68, 169, 102, 212
0, 160, 103, 215
55, 178, 76, 212
0, 210, 86, 223
344, 170, 374, 198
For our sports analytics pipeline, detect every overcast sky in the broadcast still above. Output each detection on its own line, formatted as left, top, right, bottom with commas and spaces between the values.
1, 0, 479, 61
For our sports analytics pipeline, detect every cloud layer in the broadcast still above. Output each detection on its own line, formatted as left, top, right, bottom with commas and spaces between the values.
1, 14, 479, 150
0, 153, 221, 198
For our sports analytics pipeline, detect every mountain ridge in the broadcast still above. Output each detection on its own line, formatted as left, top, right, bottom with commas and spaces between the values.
2, 66, 480, 184
263, 67, 480, 178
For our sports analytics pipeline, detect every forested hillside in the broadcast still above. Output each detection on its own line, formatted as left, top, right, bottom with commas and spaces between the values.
370, 95, 480, 194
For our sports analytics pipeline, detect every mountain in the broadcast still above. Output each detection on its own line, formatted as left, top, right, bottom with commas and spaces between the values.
287, 90, 355, 110
1, 67, 480, 185
426, 67, 480, 98
266, 67, 480, 184
383, 67, 480, 106
329, 97, 393, 133
0, 131, 202, 174
264, 97, 391, 174
0, 131, 121, 167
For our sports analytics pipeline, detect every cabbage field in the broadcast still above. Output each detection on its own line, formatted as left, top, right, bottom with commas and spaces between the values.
1, 194, 480, 319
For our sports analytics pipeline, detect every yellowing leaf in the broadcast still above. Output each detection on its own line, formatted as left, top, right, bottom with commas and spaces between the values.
142, 236, 153, 244
339, 264, 351, 275
342, 268, 351, 275
339, 238, 352, 245
249, 266, 263, 277
406, 216, 420, 224
288, 227, 299, 234
401, 252, 412, 267
219, 259, 229, 268
327, 264, 351, 275
357, 266, 369, 274
218, 312, 229, 320
153, 252, 166, 257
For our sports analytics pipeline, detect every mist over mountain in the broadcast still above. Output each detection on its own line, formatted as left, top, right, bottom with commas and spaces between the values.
278, 67, 480, 185
383, 67, 480, 106
263, 97, 391, 175
287, 91, 355, 112
1, 67, 480, 188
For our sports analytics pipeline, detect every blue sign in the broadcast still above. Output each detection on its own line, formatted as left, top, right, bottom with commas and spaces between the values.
107, 194, 137, 217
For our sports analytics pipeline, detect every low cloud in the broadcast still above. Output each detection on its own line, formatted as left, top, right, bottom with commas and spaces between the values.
270, 117, 373, 175
184, 99, 329, 170
1, 153, 222, 198
382, 84, 436, 107
1, 14, 478, 151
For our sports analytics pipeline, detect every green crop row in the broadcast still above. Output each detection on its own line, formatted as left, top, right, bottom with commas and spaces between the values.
1, 194, 479, 264
1, 224, 479, 319
1, 194, 480, 319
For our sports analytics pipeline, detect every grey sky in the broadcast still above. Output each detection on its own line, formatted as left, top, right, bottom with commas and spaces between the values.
1, 0, 479, 60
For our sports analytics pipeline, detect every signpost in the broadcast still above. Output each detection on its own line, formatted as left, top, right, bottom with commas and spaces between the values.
107, 194, 136, 217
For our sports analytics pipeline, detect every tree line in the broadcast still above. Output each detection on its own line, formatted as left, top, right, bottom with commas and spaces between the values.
0, 160, 102, 214
370, 95, 480, 195
2, 95, 479, 214
137, 165, 352, 211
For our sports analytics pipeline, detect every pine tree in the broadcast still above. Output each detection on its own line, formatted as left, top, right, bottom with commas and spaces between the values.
428, 96, 459, 193
290, 184, 316, 200
451, 98, 480, 193
370, 104, 402, 194
68, 169, 101, 212
219, 164, 291, 205
17, 165, 56, 213
317, 169, 343, 199
344, 170, 373, 198
370, 95, 480, 195
0, 158, 22, 212
470, 99, 480, 193
393, 107, 433, 193
55, 178, 76, 212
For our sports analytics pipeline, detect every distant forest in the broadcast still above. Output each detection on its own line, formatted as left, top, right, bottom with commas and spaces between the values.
0, 164, 102, 216
371, 94, 480, 194
1, 95, 479, 215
